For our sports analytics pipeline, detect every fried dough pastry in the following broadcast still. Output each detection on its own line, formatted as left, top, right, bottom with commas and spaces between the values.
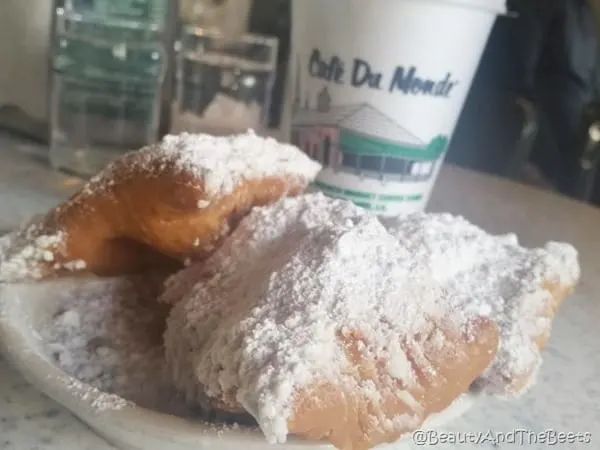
161, 193, 579, 449
381, 214, 580, 398
0, 131, 321, 282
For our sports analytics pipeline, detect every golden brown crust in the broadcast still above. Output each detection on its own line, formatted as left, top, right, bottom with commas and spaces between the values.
0, 153, 311, 281
192, 317, 499, 450
287, 317, 499, 450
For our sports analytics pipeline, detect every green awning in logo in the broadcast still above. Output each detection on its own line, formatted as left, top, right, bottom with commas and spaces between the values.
340, 130, 448, 161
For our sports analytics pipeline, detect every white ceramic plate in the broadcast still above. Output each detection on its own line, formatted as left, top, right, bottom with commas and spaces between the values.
0, 277, 476, 450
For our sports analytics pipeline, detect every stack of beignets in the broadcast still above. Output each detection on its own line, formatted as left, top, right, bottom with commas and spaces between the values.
0, 131, 580, 450
0, 131, 321, 281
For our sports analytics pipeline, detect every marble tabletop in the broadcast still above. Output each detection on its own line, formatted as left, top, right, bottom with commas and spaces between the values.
0, 134, 599, 450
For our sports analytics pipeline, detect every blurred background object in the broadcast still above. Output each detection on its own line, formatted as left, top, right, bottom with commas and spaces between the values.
4, 0, 600, 208
48, 0, 173, 176
0, 0, 289, 177
179, 0, 252, 38
247, 0, 291, 128
170, 27, 278, 136
0, 0, 54, 138
576, 102, 600, 202
447, 0, 600, 204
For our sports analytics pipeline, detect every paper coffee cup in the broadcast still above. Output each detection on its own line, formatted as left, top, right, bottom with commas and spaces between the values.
291, 0, 505, 214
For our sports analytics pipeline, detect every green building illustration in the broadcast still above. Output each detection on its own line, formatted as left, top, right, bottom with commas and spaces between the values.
291, 86, 448, 183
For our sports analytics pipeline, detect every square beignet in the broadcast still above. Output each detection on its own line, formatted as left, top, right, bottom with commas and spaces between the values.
162, 194, 579, 450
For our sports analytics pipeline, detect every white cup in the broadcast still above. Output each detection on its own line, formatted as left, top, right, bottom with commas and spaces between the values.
291, 0, 506, 214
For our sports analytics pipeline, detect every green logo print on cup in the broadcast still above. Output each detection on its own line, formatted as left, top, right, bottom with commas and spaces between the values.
290, 84, 449, 211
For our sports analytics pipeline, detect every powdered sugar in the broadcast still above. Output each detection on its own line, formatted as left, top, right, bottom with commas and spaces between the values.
63, 378, 131, 412
160, 193, 367, 306
0, 222, 89, 282
0, 223, 66, 282
163, 193, 580, 444
382, 213, 580, 395
59, 259, 87, 271
170, 95, 264, 136
37, 275, 194, 416
83, 130, 322, 200
33, 274, 266, 437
